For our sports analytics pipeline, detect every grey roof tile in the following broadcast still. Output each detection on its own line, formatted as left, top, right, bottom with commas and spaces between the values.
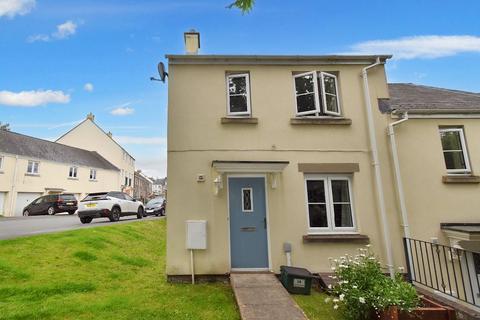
0, 130, 119, 171
382, 83, 480, 113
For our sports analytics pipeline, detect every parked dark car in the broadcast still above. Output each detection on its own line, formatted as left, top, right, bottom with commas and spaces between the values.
23, 194, 78, 216
145, 197, 165, 216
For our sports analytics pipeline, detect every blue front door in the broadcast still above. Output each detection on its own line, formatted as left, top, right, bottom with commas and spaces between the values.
229, 177, 269, 269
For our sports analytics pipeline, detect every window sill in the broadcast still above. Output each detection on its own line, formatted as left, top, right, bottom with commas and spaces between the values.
89, 179, 97, 182
68, 177, 79, 181
290, 117, 352, 125
303, 234, 369, 243
221, 117, 258, 124
442, 175, 480, 184
25, 173, 40, 177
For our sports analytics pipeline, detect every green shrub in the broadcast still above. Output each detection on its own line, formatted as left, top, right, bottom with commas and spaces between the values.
326, 246, 419, 320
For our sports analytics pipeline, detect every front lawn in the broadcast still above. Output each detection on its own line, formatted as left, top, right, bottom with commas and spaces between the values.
294, 291, 342, 320
0, 219, 240, 320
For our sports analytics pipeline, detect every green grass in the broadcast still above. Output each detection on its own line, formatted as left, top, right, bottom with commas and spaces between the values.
0, 220, 240, 320
294, 291, 343, 320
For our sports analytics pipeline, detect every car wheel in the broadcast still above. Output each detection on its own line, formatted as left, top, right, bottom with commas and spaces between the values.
137, 207, 144, 219
68, 211, 76, 215
160, 208, 165, 216
80, 217, 93, 224
23, 210, 30, 216
47, 207, 55, 215
109, 207, 121, 222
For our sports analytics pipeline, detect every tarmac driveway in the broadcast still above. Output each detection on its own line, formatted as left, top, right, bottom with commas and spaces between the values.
0, 214, 164, 240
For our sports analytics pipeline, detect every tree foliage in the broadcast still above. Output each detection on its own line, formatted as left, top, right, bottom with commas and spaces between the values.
0, 122, 10, 131
227, 0, 255, 13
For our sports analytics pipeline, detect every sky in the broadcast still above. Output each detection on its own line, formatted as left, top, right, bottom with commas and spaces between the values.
1, 0, 480, 178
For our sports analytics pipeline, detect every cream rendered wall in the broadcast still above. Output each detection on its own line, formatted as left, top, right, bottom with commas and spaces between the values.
56, 119, 135, 189
166, 62, 406, 275
388, 118, 480, 245
0, 153, 119, 216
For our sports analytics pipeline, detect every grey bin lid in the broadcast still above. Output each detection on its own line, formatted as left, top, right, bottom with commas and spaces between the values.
280, 266, 313, 278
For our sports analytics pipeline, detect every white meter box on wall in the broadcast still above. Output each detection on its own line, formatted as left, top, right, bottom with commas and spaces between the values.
186, 220, 207, 250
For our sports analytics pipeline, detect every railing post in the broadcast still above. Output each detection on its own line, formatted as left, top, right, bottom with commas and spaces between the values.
403, 237, 413, 283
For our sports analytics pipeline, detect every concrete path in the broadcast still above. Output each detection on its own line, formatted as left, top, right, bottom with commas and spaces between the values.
0, 214, 164, 240
230, 273, 308, 320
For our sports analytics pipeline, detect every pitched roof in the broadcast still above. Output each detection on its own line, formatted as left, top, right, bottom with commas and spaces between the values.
380, 83, 480, 113
0, 130, 119, 171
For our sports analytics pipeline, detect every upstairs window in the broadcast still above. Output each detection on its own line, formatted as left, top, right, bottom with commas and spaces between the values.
27, 161, 39, 175
69, 166, 78, 178
439, 127, 471, 174
226, 73, 251, 116
89, 169, 97, 180
0, 156, 3, 171
293, 71, 341, 117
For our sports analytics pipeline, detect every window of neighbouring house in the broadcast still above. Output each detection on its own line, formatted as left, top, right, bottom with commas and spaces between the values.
304, 175, 355, 233
90, 169, 97, 180
293, 71, 341, 117
69, 166, 78, 178
27, 160, 39, 175
226, 73, 251, 116
0, 156, 3, 171
439, 127, 471, 174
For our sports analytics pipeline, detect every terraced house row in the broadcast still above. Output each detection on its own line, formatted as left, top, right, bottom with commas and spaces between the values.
166, 32, 480, 310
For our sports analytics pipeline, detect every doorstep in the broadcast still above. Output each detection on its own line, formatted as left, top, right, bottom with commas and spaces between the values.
230, 273, 308, 320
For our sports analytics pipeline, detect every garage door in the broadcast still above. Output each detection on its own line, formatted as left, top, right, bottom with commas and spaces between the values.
15, 192, 42, 216
0, 192, 5, 216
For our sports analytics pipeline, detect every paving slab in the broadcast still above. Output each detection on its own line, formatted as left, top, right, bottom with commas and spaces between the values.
230, 273, 308, 320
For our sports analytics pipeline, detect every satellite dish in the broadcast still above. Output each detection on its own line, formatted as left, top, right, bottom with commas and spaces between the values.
150, 62, 168, 83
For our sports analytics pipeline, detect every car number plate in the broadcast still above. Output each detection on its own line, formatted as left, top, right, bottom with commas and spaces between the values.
86, 203, 97, 208
66, 202, 74, 205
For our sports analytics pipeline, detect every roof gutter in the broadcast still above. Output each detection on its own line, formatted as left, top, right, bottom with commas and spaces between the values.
362, 57, 395, 278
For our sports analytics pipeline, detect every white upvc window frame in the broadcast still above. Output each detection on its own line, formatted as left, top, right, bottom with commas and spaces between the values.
439, 127, 471, 174
68, 166, 78, 178
89, 169, 97, 180
0, 155, 3, 171
320, 71, 341, 116
304, 174, 356, 234
293, 71, 321, 116
241, 187, 254, 213
226, 73, 251, 117
27, 160, 39, 175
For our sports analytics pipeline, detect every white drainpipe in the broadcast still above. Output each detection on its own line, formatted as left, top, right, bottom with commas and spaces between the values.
387, 112, 410, 239
362, 58, 395, 278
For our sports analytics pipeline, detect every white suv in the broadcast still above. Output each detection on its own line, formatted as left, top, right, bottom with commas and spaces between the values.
78, 192, 144, 224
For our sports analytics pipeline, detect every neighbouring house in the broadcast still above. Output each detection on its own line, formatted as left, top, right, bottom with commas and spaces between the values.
166, 32, 479, 311
152, 178, 167, 196
56, 113, 136, 195
134, 170, 153, 203
0, 130, 119, 216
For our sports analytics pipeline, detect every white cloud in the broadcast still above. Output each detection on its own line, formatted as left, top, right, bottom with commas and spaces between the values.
0, 90, 70, 107
350, 35, 480, 60
115, 136, 166, 145
110, 107, 134, 116
0, 0, 35, 18
28, 20, 78, 42
135, 154, 167, 178
84, 83, 94, 92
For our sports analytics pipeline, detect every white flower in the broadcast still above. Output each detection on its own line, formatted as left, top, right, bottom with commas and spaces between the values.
324, 297, 331, 303
343, 280, 349, 284
352, 285, 358, 289
334, 304, 339, 310
328, 284, 332, 289
339, 294, 345, 301
365, 244, 371, 248
359, 297, 366, 304
331, 267, 336, 271
333, 298, 339, 303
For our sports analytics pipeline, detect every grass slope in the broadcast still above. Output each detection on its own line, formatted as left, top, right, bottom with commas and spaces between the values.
294, 291, 342, 320
0, 220, 240, 320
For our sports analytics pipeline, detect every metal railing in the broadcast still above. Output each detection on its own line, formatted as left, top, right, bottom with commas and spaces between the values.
403, 237, 480, 307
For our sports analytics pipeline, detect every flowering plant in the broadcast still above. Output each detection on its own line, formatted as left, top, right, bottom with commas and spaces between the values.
325, 246, 419, 320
